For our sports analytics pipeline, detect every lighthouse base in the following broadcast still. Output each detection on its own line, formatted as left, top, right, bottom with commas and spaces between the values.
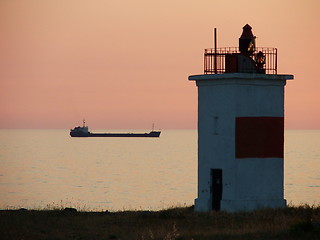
221, 199, 287, 212
194, 198, 286, 212
194, 198, 211, 212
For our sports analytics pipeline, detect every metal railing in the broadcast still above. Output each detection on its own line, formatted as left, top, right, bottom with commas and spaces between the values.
204, 47, 277, 74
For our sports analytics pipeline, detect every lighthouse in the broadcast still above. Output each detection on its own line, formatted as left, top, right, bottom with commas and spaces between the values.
189, 24, 294, 212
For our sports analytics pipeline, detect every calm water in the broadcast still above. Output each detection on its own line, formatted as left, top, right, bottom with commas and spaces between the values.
0, 130, 319, 211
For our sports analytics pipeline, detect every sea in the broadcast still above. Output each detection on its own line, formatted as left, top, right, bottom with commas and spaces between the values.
0, 130, 319, 211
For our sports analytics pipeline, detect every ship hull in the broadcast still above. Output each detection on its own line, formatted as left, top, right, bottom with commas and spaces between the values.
70, 131, 161, 138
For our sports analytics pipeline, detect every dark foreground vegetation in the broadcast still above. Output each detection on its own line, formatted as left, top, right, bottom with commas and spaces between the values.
1, 205, 320, 240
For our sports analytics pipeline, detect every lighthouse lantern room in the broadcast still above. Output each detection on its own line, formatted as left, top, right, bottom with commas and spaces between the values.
189, 24, 294, 212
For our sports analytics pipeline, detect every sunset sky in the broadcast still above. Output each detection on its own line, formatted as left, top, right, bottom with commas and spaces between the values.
1, 0, 319, 129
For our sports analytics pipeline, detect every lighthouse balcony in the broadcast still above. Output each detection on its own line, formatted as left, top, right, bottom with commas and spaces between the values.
204, 47, 277, 75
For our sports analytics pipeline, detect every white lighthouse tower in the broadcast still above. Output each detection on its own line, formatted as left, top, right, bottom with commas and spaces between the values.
189, 24, 293, 212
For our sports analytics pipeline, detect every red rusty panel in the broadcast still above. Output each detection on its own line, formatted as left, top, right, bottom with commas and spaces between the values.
236, 117, 284, 158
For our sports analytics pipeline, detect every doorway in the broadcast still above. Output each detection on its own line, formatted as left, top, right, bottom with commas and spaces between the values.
211, 169, 222, 211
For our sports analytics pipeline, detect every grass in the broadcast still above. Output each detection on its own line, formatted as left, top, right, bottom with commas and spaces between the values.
1, 205, 320, 240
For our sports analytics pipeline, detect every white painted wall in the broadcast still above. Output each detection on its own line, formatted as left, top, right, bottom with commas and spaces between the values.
189, 73, 293, 212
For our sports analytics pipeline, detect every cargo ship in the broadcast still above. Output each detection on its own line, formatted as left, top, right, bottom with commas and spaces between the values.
70, 120, 161, 138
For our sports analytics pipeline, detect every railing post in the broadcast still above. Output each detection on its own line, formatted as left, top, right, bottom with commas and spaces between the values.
275, 48, 278, 74
214, 28, 217, 74
204, 49, 206, 74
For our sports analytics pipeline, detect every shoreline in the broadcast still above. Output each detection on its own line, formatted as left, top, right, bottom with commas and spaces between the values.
1, 205, 319, 240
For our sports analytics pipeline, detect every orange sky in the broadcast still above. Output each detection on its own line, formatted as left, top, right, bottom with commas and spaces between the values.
0, 0, 319, 129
